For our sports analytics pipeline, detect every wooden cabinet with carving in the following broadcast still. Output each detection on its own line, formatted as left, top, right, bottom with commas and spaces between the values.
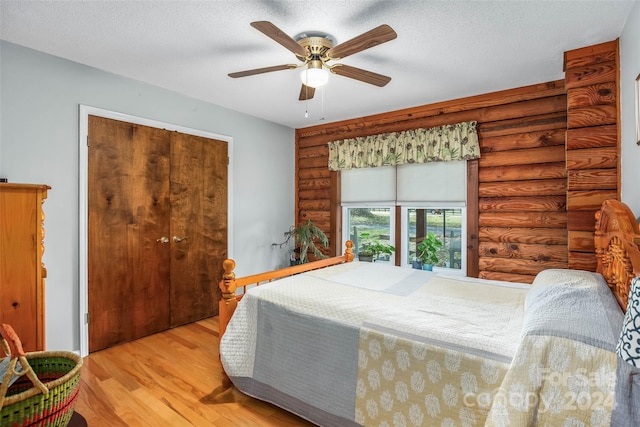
0, 183, 50, 351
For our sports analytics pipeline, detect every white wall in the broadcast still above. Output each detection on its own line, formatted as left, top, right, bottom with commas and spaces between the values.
620, 1, 640, 216
0, 41, 295, 352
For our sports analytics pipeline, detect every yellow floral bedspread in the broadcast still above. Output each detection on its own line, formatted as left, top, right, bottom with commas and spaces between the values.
485, 335, 617, 427
355, 330, 617, 427
355, 326, 511, 426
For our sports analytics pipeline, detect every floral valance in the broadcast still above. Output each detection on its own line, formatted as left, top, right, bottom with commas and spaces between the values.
327, 121, 480, 171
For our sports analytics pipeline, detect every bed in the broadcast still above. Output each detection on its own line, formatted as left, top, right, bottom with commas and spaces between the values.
218, 199, 640, 426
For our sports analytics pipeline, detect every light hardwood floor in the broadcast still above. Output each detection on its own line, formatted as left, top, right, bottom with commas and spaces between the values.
74, 317, 314, 426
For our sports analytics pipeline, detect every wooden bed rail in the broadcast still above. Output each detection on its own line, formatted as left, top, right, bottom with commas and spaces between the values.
218, 240, 354, 344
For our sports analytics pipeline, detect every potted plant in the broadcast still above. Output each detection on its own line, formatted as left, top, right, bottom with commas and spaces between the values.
358, 232, 395, 262
273, 220, 329, 264
416, 232, 443, 271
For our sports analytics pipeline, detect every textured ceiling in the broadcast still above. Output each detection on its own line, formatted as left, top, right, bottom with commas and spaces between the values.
0, 0, 636, 129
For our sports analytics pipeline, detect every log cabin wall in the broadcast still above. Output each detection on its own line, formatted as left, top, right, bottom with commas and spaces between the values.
564, 40, 620, 271
294, 39, 620, 283
296, 80, 568, 282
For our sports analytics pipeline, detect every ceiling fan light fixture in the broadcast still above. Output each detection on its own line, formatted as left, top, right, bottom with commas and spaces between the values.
300, 60, 329, 88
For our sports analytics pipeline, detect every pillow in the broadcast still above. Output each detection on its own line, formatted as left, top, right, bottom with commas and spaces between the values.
617, 277, 640, 367
530, 268, 605, 290
522, 268, 624, 350
526, 268, 607, 311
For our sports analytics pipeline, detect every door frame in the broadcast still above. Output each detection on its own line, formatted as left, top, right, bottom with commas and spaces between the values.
78, 105, 234, 357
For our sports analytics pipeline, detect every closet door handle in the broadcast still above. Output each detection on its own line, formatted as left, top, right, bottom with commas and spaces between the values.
173, 236, 188, 243
156, 236, 169, 243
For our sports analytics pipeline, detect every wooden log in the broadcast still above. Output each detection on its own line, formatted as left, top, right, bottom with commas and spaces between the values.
479, 162, 566, 183
566, 146, 618, 170
298, 167, 331, 180
297, 211, 330, 228
478, 146, 565, 168
478, 271, 536, 284
298, 156, 329, 169
478, 257, 568, 276
406, 96, 566, 132
478, 112, 567, 139
479, 178, 566, 197
479, 211, 567, 228
567, 210, 598, 231
296, 128, 332, 147
480, 129, 565, 153
567, 104, 617, 128
564, 40, 618, 70
298, 145, 329, 159
479, 196, 566, 212
479, 226, 568, 244
567, 168, 617, 190
298, 199, 331, 211
298, 178, 331, 190
298, 189, 330, 200
567, 82, 616, 108
568, 251, 598, 271
567, 190, 618, 210
479, 242, 568, 262
565, 125, 617, 149
568, 230, 596, 252
565, 61, 616, 90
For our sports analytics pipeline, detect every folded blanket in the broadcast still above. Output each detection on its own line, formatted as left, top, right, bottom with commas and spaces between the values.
487, 269, 626, 426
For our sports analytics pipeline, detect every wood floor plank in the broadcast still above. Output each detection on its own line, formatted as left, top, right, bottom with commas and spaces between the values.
74, 317, 314, 426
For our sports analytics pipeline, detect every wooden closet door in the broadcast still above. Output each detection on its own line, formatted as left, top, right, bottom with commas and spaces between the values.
169, 133, 227, 326
88, 116, 171, 352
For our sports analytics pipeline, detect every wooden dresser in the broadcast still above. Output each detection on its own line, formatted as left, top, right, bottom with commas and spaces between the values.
0, 183, 50, 351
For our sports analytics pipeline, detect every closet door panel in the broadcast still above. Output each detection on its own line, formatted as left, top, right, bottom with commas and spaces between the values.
169, 133, 228, 326
88, 116, 171, 352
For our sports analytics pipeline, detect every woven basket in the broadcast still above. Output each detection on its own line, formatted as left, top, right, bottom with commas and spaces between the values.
1, 325, 82, 427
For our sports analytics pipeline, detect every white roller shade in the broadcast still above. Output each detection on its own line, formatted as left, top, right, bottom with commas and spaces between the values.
396, 161, 466, 204
341, 165, 396, 203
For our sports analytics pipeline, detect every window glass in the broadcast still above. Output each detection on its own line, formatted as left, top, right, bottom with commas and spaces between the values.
407, 208, 464, 270
344, 207, 394, 262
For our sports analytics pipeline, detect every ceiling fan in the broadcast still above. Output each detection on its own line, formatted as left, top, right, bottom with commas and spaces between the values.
228, 21, 397, 101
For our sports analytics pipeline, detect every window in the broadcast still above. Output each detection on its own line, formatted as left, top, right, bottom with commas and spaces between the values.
402, 206, 466, 272
340, 162, 467, 271
343, 206, 395, 262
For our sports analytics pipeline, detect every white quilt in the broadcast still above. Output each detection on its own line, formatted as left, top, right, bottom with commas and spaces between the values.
220, 262, 529, 426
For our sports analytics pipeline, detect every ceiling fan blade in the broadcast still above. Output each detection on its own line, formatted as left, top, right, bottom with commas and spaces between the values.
330, 64, 391, 87
228, 64, 297, 78
250, 21, 308, 59
299, 84, 316, 101
326, 24, 397, 60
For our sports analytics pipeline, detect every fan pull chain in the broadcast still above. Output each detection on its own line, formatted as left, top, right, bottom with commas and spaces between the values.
304, 73, 309, 118
321, 86, 324, 120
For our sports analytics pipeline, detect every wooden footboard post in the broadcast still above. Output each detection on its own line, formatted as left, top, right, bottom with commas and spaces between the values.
219, 259, 238, 386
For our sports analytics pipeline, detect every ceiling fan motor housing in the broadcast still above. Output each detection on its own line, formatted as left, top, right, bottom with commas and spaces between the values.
297, 35, 335, 62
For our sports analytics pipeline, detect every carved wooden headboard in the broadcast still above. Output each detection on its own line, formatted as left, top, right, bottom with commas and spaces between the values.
594, 199, 640, 312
